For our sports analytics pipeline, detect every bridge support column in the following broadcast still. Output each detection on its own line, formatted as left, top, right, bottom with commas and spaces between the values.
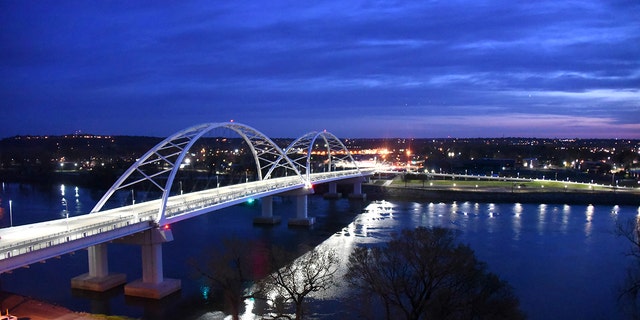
71, 243, 127, 292
253, 196, 281, 224
124, 228, 181, 299
348, 180, 367, 200
323, 182, 342, 199
288, 194, 315, 226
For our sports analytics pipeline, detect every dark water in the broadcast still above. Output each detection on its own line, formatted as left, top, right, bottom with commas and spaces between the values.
0, 182, 637, 319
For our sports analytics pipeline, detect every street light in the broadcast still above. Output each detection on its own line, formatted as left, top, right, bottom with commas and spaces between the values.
62, 198, 68, 231
9, 200, 13, 227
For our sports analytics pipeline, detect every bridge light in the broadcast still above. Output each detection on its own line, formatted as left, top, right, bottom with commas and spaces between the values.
247, 198, 255, 205
163, 224, 171, 230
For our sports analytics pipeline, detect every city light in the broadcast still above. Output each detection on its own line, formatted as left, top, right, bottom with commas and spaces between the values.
9, 200, 13, 227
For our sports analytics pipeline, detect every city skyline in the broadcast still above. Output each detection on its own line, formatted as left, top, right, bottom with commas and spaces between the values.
1, 1, 639, 139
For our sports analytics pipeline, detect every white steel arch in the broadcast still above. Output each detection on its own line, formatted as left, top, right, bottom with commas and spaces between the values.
279, 130, 361, 184
90, 122, 302, 225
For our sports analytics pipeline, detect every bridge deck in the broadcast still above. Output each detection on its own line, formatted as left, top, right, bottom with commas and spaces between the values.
0, 169, 371, 273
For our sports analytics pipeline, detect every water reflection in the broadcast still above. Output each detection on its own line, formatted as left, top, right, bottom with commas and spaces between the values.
585, 204, 594, 237
560, 204, 570, 233
486, 203, 497, 234
538, 204, 547, 235
513, 203, 522, 240
1, 183, 638, 320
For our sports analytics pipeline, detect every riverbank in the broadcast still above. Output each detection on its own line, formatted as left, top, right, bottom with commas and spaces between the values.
363, 183, 640, 206
0, 292, 132, 320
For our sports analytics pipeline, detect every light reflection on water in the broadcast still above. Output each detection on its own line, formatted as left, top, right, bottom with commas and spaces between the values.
1, 183, 638, 320
301, 200, 637, 320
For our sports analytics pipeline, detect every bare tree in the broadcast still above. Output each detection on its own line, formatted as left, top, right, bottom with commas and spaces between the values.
258, 245, 340, 320
616, 216, 640, 319
344, 227, 524, 320
191, 237, 268, 320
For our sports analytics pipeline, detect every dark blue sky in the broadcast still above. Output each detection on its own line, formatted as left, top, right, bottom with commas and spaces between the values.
1, 1, 639, 139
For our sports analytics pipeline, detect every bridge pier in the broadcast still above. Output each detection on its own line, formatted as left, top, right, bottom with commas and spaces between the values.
253, 196, 282, 225
71, 243, 127, 292
123, 228, 181, 299
323, 182, 342, 199
348, 180, 367, 200
288, 193, 315, 226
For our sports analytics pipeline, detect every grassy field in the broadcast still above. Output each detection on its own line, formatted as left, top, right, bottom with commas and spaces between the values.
391, 176, 638, 193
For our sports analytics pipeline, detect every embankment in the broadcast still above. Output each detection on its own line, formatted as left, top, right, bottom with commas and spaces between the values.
362, 184, 640, 206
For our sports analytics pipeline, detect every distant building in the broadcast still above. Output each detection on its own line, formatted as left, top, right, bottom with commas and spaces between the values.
455, 158, 515, 174
580, 161, 611, 175
522, 158, 539, 168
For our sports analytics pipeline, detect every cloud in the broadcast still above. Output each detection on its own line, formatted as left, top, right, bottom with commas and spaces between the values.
0, 0, 638, 138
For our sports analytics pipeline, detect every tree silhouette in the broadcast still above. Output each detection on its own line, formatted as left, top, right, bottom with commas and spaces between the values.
616, 216, 640, 319
344, 227, 524, 320
257, 245, 339, 320
191, 237, 269, 320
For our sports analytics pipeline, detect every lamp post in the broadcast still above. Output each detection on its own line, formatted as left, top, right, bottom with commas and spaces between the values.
62, 198, 68, 231
9, 200, 12, 227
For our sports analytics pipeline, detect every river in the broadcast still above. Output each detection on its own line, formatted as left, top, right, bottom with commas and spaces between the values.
0, 182, 637, 319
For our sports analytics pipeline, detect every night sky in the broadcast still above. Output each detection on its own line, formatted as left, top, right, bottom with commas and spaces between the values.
1, 1, 639, 139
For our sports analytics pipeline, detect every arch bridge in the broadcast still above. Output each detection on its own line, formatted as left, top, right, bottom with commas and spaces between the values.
0, 122, 372, 299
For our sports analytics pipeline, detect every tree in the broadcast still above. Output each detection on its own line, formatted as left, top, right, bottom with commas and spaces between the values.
191, 237, 269, 320
616, 216, 640, 319
257, 245, 340, 320
344, 227, 524, 320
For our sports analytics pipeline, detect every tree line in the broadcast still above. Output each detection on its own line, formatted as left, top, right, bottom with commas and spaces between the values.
191, 227, 525, 320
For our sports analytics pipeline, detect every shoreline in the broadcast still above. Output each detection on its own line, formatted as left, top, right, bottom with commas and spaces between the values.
0, 291, 100, 320
363, 184, 640, 206
0, 291, 138, 320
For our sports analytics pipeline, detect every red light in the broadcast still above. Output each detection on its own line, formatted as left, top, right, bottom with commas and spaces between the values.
164, 224, 170, 230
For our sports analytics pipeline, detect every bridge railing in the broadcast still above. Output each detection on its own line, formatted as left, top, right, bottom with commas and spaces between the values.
164, 175, 307, 219
0, 211, 157, 260
165, 171, 369, 219
308, 169, 368, 182
0, 168, 373, 261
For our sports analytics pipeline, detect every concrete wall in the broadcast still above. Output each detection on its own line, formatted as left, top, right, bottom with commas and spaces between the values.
363, 185, 640, 206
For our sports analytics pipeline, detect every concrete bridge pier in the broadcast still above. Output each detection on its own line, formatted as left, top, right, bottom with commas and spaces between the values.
123, 228, 181, 299
348, 179, 367, 200
253, 196, 282, 224
288, 194, 315, 226
71, 243, 127, 292
323, 182, 342, 199
286, 187, 315, 226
